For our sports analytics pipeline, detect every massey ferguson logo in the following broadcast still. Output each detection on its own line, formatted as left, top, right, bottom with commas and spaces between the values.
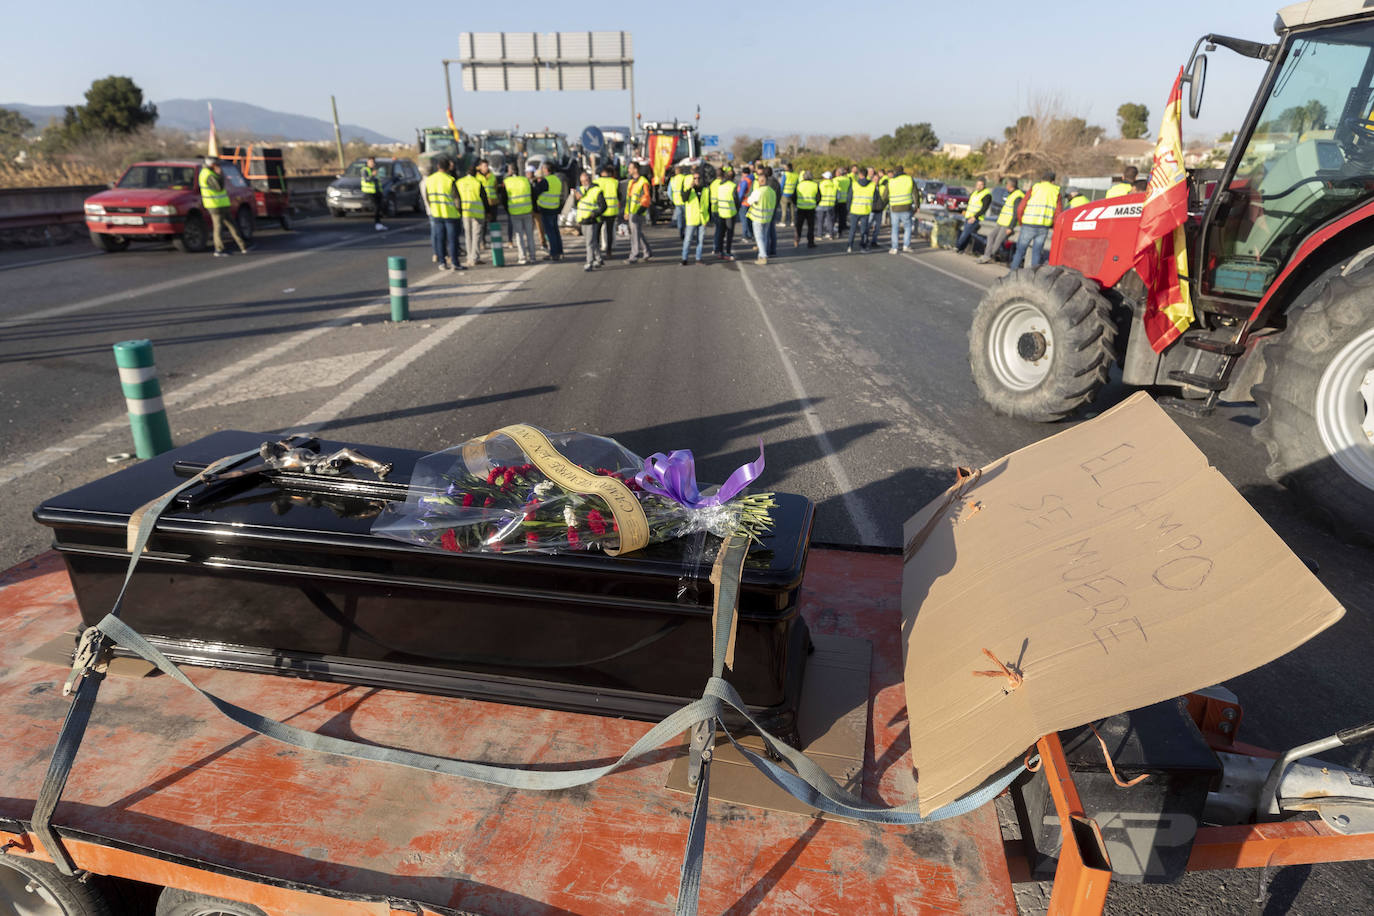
1071, 203, 1143, 231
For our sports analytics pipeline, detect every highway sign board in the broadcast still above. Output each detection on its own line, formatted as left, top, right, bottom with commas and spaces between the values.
701, 134, 719, 147
761, 139, 776, 160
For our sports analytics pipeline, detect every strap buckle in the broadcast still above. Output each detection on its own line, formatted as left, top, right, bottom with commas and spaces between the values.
62, 627, 109, 697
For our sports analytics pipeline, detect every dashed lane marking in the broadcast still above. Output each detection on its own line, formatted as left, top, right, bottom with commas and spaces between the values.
737, 266, 884, 547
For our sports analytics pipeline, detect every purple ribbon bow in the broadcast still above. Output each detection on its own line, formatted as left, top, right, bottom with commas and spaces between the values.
634, 440, 765, 509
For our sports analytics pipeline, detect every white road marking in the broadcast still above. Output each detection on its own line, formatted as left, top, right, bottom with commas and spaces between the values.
737, 267, 883, 546
190, 349, 392, 408
0, 223, 426, 330
288, 265, 545, 432
0, 263, 454, 488
901, 252, 991, 292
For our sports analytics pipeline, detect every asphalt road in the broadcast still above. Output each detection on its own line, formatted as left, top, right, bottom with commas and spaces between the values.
0, 211, 1371, 915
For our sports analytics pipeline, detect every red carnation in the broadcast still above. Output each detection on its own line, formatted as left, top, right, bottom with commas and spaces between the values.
586, 510, 606, 535
440, 529, 460, 552
567, 527, 581, 547
461, 492, 473, 507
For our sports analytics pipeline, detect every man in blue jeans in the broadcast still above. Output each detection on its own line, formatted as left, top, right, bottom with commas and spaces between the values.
1009, 169, 1061, 271
886, 166, 917, 253
763, 167, 780, 258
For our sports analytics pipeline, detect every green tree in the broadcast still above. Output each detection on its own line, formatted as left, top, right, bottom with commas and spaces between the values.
0, 107, 33, 157
1218, 130, 1235, 144
1277, 100, 1328, 134
1117, 102, 1150, 139
63, 76, 158, 139
876, 122, 939, 157
732, 135, 762, 162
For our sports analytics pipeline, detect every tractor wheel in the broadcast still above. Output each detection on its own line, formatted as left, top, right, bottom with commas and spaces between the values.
0, 854, 113, 915
1254, 266, 1374, 542
156, 887, 266, 916
968, 265, 1116, 422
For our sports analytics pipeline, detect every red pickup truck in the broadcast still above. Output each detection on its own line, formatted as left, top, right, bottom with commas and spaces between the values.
84, 159, 257, 253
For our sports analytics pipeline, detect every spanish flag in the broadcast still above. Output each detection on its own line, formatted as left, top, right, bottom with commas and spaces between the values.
446, 107, 461, 146
1133, 68, 1194, 353
647, 133, 678, 186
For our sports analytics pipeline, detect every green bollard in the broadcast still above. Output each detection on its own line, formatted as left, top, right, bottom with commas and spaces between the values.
113, 339, 173, 459
388, 256, 409, 321
489, 221, 505, 267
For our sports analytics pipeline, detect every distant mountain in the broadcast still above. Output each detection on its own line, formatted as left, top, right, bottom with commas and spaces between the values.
157, 98, 397, 144
0, 103, 66, 134
0, 98, 397, 144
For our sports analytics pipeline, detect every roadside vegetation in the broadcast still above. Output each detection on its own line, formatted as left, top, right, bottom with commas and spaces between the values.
0, 76, 394, 188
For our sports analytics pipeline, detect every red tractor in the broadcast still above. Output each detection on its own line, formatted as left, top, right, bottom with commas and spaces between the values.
970, 2, 1374, 542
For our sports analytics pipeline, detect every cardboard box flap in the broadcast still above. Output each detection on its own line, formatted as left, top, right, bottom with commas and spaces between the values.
902, 393, 1345, 814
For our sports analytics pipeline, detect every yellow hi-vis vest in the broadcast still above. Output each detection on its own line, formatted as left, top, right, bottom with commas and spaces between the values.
965, 187, 992, 221
670, 173, 689, 206
835, 174, 851, 202
576, 184, 604, 222
480, 171, 497, 205
456, 174, 486, 220
997, 189, 1025, 227
425, 171, 459, 219
747, 185, 777, 222
714, 179, 738, 218
782, 170, 799, 196
1068, 194, 1090, 208
685, 187, 711, 226
627, 176, 651, 214
198, 167, 229, 209
887, 175, 914, 207
796, 180, 819, 209
1105, 182, 1133, 198
503, 175, 533, 215
537, 173, 563, 209
849, 180, 875, 216
818, 179, 837, 207
1021, 181, 1061, 227
359, 165, 378, 195
596, 176, 620, 216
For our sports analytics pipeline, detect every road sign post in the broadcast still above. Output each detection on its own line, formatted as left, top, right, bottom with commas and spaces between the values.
762, 139, 776, 160
701, 135, 719, 148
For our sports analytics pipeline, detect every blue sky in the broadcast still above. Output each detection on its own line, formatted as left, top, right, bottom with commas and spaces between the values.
4, 1, 1280, 145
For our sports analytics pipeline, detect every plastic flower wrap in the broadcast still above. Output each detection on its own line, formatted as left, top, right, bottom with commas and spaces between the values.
371, 425, 774, 555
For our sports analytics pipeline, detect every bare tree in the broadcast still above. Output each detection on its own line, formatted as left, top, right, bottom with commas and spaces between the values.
829, 133, 876, 161
987, 93, 1114, 178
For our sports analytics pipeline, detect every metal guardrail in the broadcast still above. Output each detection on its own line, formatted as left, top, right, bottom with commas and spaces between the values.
0, 175, 340, 233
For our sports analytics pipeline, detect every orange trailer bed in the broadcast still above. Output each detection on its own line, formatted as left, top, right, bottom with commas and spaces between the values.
0, 548, 1017, 915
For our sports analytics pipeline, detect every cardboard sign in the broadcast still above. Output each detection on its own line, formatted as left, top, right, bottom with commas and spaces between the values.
901, 393, 1344, 814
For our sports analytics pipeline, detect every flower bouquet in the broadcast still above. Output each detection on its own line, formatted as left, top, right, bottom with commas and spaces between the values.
371, 425, 775, 556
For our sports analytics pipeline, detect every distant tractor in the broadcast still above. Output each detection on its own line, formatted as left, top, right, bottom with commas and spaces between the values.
415, 126, 474, 176
520, 130, 579, 202
969, 2, 1374, 540
640, 120, 704, 223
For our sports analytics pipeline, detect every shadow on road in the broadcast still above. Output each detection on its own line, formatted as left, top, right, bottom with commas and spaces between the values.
288, 385, 560, 435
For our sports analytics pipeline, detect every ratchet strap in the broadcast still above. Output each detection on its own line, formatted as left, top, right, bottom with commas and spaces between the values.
32, 460, 1024, 913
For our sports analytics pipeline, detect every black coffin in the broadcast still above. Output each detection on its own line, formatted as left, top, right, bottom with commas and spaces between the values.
33, 432, 815, 739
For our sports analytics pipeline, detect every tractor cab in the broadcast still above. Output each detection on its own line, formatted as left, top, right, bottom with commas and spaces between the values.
1194, 15, 1374, 306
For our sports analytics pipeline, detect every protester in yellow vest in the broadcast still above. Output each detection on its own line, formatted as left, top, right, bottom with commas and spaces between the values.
1010, 169, 1062, 271
978, 178, 1023, 264
747, 178, 778, 264
818, 171, 838, 239
681, 169, 712, 265
573, 170, 606, 271
456, 163, 490, 268
198, 157, 248, 257
780, 162, 800, 227
499, 166, 536, 265
595, 167, 621, 261
846, 172, 877, 253
669, 165, 691, 241
866, 167, 887, 249
955, 178, 993, 255
886, 166, 917, 253
623, 160, 654, 263
1105, 166, 1138, 198
533, 162, 564, 261
424, 157, 463, 270
712, 165, 738, 260
360, 156, 387, 231
834, 169, 852, 235
794, 171, 820, 248
1067, 189, 1090, 208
